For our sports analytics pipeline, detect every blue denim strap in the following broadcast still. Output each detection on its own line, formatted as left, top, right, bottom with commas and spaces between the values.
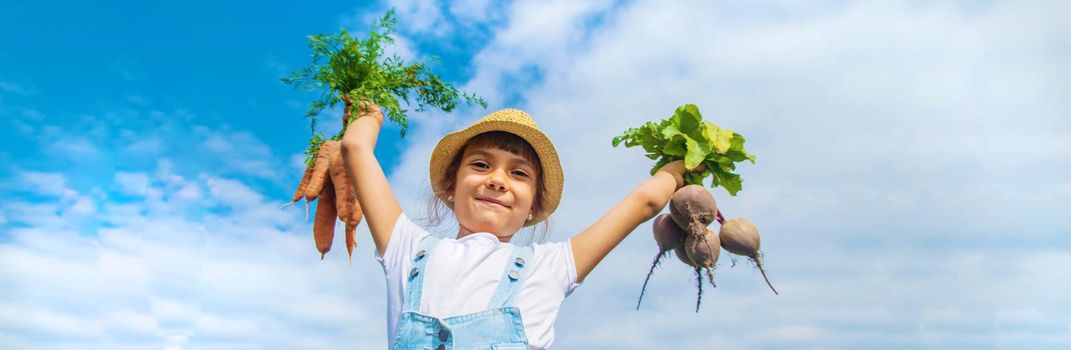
487, 244, 534, 308
403, 235, 441, 312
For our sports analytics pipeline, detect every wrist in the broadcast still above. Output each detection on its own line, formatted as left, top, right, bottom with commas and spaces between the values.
355, 112, 383, 129
342, 118, 381, 150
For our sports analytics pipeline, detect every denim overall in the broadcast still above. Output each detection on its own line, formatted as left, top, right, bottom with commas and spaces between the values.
392, 235, 534, 350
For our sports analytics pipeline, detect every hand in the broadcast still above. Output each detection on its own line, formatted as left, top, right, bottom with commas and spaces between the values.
685, 161, 706, 174
354, 99, 384, 126
656, 160, 705, 189
657, 160, 706, 175
341, 99, 385, 150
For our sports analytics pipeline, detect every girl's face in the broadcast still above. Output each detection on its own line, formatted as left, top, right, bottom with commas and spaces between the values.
452, 145, 538, 241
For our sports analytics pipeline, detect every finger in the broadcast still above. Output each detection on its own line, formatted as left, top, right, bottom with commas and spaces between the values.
689, 163, 707, 173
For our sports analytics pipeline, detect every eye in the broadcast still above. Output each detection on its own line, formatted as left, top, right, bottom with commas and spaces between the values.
512, 169, 530, 178
470, 160, 489, 169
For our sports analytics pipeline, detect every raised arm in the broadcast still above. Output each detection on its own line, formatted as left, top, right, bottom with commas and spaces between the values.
339, 102, 401, 257
570, 160, 689, 282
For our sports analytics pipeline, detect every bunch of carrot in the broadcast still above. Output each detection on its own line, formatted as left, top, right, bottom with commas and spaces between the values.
287, 97, 372, 261
281, 9, 485, 261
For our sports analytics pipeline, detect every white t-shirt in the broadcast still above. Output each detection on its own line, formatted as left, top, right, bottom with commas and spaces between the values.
375, 213, 581, 349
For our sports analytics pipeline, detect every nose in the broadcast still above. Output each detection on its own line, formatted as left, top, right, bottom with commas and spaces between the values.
486, 169, 508, 192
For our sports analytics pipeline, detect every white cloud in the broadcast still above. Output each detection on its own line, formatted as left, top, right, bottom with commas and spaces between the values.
385, 33, 418, 62
0, 80, 33, 95
68, 194, 96, 215
1, 170, 391, 348
462, 0, 616, 106
114, 172, 151, 196
15, 171, 68, 197
173, 182, 203, 202
288, 153, 307, 174
389, 0, 446, 35
9, 103, 287, 187
52, 138, 101, 158
447, 0, 494, 22
202, 176, 264, 209
338, 9, 423, 70
193, 126, 283, 181
124, 136, 164, 156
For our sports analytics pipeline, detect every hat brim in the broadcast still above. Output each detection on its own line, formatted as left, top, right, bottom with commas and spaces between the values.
429, 110, 563, 226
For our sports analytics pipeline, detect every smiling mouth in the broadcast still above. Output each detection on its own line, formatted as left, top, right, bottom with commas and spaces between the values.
476, 198, 511, 209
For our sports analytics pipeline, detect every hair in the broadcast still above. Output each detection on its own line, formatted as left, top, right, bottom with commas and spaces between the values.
425, 131, 551, 243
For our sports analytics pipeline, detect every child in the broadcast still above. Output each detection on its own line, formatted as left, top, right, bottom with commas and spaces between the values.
340, 103, 691, 349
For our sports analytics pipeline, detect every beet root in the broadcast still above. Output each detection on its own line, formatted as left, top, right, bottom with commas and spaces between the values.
677, 227, 720, 312
719, 217, 759, 256
693, 267, 704, 313
652, 213, 684, 252
684, 227, 720, 270
674, 244, 691, 265
669, 185, 718, 238
720, 217, 778, 295
685, 228, 719, 291
672, 247, 712, 313
636, 214, 687, 310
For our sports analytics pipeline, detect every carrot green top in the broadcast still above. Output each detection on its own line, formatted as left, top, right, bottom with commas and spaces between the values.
282, 8, 485, 166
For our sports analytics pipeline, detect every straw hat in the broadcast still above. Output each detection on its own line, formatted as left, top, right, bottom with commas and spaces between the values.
429, 109, 563, 226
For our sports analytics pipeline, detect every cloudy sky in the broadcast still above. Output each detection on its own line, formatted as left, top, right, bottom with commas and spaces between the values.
2, 0, 1069, 349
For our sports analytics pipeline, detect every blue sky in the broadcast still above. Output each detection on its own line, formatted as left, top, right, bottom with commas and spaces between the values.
0, 1, 415, 192
2, 0, 1070, 349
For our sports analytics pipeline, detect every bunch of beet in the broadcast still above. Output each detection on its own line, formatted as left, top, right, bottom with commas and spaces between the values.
637, 184, 777, 312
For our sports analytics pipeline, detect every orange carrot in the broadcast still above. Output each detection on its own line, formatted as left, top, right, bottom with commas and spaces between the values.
329, 149, 355, 223
328, 147, 364, 262
344, 222, 356, 263
313, 177, 337, 259
305, 140, 340, 201
286, 164, 315, 220
291, 164, 314, 203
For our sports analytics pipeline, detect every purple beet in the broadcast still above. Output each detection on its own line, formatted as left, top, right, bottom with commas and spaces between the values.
669, 185, 718, 239
720, 217, 778, 295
